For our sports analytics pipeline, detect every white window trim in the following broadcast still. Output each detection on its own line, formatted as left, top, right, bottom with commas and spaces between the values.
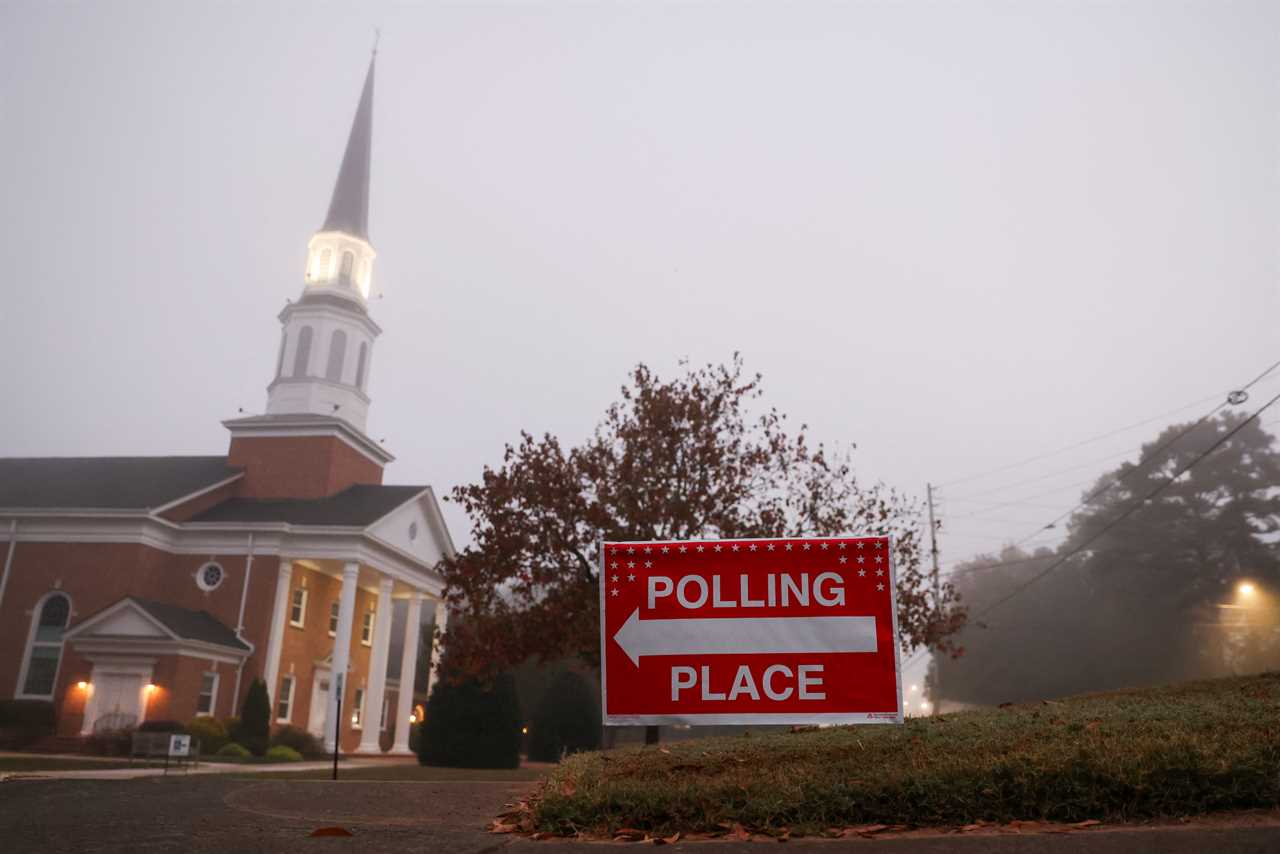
15, 591, 72, 700
360, 610, 374, 647
289, 588, 308, 629
196, 670, 220, 717
328, 602, 339, 638
276, 674, 295, 723
352, 688, 365, 729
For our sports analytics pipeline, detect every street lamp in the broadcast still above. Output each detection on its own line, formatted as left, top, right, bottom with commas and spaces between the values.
1237, 581, 1256, 598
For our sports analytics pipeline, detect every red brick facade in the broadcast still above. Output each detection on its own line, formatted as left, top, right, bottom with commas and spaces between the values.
227, 434, 383, 499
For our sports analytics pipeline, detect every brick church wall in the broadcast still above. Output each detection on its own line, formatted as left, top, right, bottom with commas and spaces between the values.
227, 435, 383, 499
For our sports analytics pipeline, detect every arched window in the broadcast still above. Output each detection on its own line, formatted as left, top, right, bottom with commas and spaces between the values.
339, 251, 355, 286
19, 593, 71, 698
325, 329, 347, 382
355, 342, 368, 390
293, 326, 313, 377
318, 248, 333, 280
275, 332, 288, 378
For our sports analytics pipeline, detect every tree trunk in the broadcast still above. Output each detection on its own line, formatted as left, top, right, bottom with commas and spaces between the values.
644, 725, 660, 745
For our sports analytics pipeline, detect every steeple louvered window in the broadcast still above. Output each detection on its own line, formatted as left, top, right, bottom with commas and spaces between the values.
293, 326, 314, 377
326, 330, 348, 382
340, 251, 355, 286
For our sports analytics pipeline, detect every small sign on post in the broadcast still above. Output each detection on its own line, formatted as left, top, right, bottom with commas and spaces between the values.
599, 537, 903, 725
168, 734, 191, 757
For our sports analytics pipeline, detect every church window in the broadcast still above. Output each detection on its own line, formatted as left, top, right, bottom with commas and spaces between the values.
293, 326, 313, 377
361, 610, 374, 646
289, 588, 307, 629
351, 688, 365, 728
318, 248, 333, 280
325, 330, 347, 382
276, 675, 295, 723
339, 251, 355, 286
18, 593, 70, 698
355, 343, 369, 390
328, 602, 339, 637
196, 562, 224, 592
196, 671, 219, 716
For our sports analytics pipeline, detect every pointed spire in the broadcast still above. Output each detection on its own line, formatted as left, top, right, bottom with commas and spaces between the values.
322, 50, 376, 241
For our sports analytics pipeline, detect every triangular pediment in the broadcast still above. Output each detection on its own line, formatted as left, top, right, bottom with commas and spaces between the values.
66, 599, 173, 641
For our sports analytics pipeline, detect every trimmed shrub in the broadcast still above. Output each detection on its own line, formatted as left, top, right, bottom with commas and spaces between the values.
528, 669, 600, 762
264, 745, 303, 762
84, 728, 133, 756
238, 678, 271, 756
0, 699, 55, 749
137, 720, 186, 733
216, 742, 252, 758
419, 670, 522, 769
187, 716, 228, 754
271, 725, 322, 757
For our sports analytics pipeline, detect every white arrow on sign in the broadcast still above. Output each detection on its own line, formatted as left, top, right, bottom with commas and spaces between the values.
612, 608, 877, 667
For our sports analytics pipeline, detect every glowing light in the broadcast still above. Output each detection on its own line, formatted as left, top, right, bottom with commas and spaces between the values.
920, 701, 932, 712
521, 726, 529, 735
409, 715, 417, 724
1238, 582, 1256, 597
909, 684, 918, 693
144, 683, 157, 692
351, 715, 359, 725
77, 681, 89, 691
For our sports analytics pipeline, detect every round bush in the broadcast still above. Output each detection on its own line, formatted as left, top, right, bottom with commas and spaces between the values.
270, 725, 321, 757
186, 717, 228, 754
216, 742, 252, 758
264, 745, 303, 762
419, 670, 522, 769
528, 669, 600, 762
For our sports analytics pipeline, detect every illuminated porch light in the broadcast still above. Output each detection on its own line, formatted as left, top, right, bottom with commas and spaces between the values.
1238, 581, 1256, 598
77, 681, 89, 691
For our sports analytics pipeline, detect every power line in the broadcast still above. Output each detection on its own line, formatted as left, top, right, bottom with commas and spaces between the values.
935, 360, 1280, 491
969, 387, 1280, 624
934, 392, 1224, 489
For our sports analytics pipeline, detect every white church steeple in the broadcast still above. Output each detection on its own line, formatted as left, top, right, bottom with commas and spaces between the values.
266, 52, 381, 433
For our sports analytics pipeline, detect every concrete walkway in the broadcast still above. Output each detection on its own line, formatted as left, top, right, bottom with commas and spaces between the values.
0, 750, 410, 780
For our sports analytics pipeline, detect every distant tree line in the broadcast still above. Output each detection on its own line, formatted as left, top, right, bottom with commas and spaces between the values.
931, 413, 1280, 706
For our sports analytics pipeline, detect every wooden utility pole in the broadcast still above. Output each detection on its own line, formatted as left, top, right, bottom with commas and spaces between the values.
926, 483, 941, 612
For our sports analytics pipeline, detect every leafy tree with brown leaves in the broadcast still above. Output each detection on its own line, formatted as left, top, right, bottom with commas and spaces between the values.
438, 357, 966, 728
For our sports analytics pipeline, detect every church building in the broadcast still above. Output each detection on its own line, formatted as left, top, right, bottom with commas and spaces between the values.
0, 52, 452, 755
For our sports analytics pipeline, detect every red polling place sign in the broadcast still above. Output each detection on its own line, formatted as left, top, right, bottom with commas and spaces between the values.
599, 537, 903, 725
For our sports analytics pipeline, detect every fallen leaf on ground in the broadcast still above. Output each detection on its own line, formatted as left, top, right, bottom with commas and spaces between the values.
1073, 820, 1102, 829
490, 822, 518, 835
662, 833, 681, 844
309, 827, 352, 837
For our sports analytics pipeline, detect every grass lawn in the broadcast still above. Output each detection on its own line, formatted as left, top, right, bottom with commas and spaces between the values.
0, 757, 137, 772
240, 763, 544, 782
534, 672, 1280, 837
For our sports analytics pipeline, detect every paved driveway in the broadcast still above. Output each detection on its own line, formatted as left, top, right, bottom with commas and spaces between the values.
2, 777, 1278, 854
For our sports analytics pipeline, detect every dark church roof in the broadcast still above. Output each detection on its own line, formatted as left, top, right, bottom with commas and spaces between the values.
0, 456, 240, 511
190, 484, 426, 527
129, 598, 251, 651
322, 53, 375, 240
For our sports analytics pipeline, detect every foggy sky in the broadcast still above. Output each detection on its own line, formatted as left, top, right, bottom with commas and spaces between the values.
3, 0, 1278, 630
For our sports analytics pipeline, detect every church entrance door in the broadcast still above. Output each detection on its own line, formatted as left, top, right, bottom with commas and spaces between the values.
91, 672, 144, 732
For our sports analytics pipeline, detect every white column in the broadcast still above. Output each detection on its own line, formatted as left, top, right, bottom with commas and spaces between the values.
424, 598, 449, 698
356, 577, 394, 753
262, 560, 293, 703
324, 562, 360, 753
389, 592, 423, 755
